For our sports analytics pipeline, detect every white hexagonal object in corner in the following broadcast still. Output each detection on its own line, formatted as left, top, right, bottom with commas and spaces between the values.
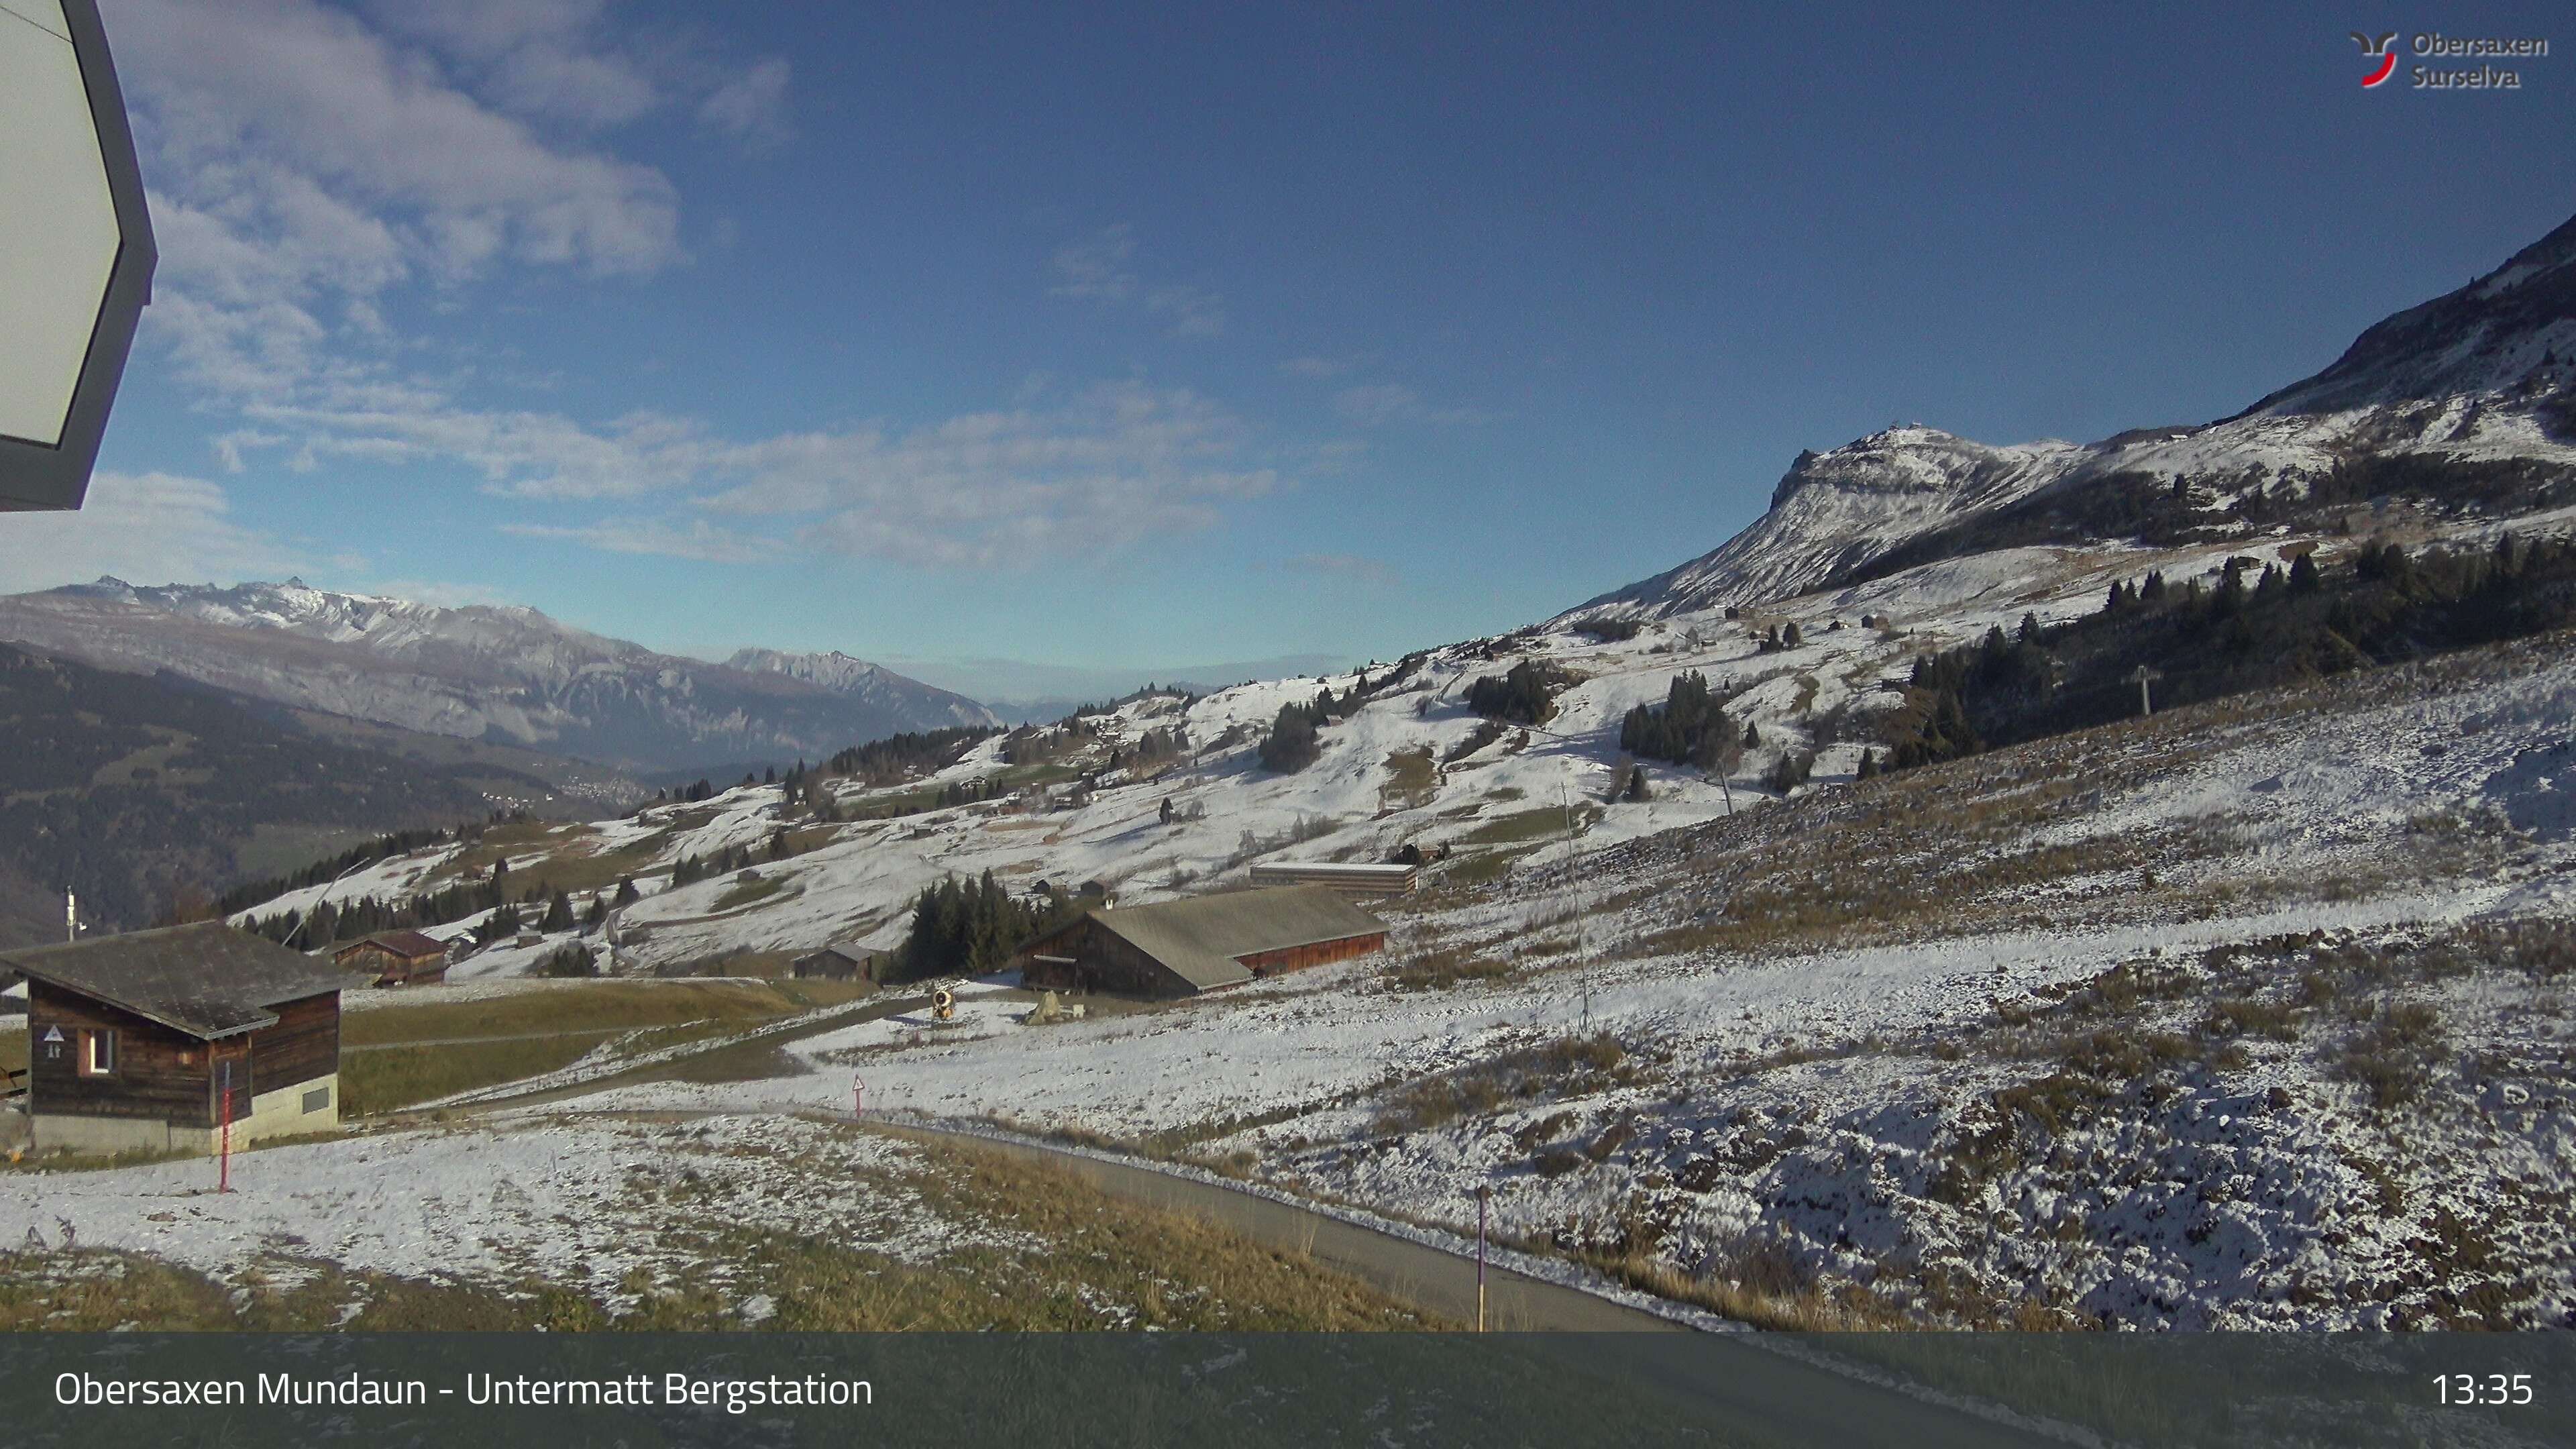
0, 0, 156, 512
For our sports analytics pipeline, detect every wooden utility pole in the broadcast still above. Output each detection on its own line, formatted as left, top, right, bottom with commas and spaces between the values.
2130, 664, 2165, 717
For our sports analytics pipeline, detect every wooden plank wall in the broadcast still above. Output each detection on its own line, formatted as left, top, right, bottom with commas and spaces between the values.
246, 992, 339, 1093
25, 981, 210, 1124
1234, 931, 1387, 978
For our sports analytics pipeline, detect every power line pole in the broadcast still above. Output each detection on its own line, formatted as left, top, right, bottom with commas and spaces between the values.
2131, 664, 2164, 717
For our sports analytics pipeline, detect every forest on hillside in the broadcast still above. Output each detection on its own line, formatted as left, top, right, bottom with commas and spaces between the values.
0, 643, 538, 936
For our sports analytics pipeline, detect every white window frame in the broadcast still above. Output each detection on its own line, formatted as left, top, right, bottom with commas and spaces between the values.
78, 1028, 115, 1076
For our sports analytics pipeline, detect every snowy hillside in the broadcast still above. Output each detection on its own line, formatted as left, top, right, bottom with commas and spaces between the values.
0, 578, 996, 771
1585, 209, 2576, 619
125, 206, 2576, 1336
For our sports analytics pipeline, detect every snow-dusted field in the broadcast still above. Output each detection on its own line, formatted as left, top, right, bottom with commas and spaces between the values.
0, 1114, 1015, 1320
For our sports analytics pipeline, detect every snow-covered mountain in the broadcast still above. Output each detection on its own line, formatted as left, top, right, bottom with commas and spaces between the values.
0, 578, 997, 770
1584, 210, 2576, 619
720, 647, 1000, 731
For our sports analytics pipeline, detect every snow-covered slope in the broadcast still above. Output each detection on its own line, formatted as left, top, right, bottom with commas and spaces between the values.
0, 578, 997, 771
1585, 209, 2576, 619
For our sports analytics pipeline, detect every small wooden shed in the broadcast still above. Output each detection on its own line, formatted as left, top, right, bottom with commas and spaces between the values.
1, 922, 350, 1157
331, 928, 451, 987
790, 942, 883, 989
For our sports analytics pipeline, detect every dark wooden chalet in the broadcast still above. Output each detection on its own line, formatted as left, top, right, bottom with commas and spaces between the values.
332, 928, 451, 986
790, 942, 883, 989
1012, 885, 1387, 998
0, 922, 352, 1157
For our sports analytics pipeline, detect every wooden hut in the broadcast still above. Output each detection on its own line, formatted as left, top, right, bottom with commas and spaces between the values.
790, 943, 883, 989
331, 928, 451, 986
0, 922, 349, 1157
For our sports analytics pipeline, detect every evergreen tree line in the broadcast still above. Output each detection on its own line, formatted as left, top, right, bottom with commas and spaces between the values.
245, 860, 642, 951
1617, 672, 1741, 771
669, 828, 813, 886
1464, 660, 1563, 725
1256, 679, 1381, 773
1881, 533, 2576, 772
893, 870, 1082, 982
826, 727, 997, 786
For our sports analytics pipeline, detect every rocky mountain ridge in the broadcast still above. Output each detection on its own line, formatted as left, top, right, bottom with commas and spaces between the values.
1582, 210, 2576, 619
0, 578, 998, 771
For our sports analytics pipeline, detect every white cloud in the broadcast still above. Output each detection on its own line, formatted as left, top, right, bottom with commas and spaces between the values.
479, 382, 1278, 569
698, 58, 794, 148
1049, 224, 1226, 337
0, 472, 296, 593
1331, 382, 1501, 427
500, 518, 782, 565
97, 4, 1276, 580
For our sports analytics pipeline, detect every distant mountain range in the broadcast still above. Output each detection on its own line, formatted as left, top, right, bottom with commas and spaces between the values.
0, 641, 608, 942
1583, 211, 2576, 618
0, 580, 1000, 773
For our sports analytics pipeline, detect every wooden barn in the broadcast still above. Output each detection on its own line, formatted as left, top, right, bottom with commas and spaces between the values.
0, 922, 351, 1157
790, 942, 883, 989
332, 928, 451, 986
1014, 885, 1387, 998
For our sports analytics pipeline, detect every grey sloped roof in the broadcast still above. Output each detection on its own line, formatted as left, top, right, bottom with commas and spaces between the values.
339, 929, 447, 960
1086, 886, 1387, 991
1, 922, 354, 1040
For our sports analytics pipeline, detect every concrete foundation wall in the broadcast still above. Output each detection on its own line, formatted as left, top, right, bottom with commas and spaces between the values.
33, 1073, 339, 1158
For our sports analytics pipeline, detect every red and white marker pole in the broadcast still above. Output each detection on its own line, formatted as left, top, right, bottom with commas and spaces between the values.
853, 1073, 865, 1121
1476, 1183, 1491, 1332
217, 1060, 233, 1193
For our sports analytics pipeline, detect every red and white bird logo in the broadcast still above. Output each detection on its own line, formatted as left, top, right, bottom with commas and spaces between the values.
2351, 30, 2399, 87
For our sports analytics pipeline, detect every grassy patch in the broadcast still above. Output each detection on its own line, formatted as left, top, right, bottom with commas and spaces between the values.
1385, 945, 1515, 992
341, 1037, 600, 1116
858, 1135, 1448, 1330
1457, 804, 1594, 847
342, 979, 866, 1047
1373, 1033, 1636, 1136
1381, 747, 1437, 810
339, 979, 875, 1113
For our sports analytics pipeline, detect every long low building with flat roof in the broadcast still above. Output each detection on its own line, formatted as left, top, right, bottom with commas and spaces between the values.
1246, 861, 1419, 897
1013, 885, 1389, 998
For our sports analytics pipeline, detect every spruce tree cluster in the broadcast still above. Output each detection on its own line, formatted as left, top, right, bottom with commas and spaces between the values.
1258, 700, 1325, 773
1617, 671, 1735, 769
896, 870, 1080, 981
1462, 661, 1561, 724
824, 726, 997, 785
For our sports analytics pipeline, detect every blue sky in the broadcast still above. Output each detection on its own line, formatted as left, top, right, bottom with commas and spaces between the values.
23, 1, 2576, 701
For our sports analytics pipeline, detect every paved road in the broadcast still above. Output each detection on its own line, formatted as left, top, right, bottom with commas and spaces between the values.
343, 1028, 625, 1052
464, 1018, 2068, 1445
883, 1120, 2065, 1448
